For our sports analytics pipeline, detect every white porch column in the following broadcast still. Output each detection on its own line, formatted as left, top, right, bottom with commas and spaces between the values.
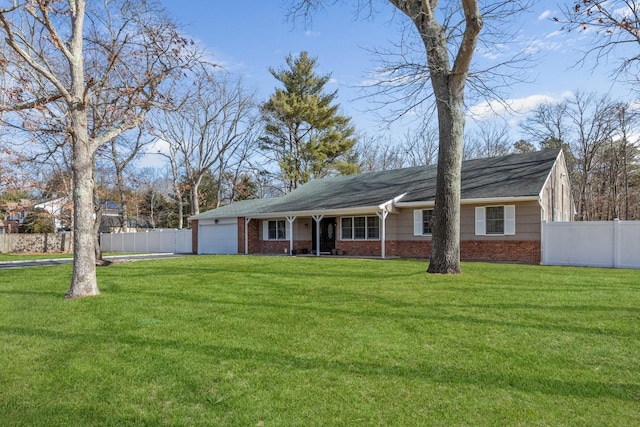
378, 210, 389, 259
312, 215, 324, 256
286, 216, 296, 255
244, 217, 251, 255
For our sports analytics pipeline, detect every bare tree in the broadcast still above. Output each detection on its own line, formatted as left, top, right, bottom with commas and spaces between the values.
519, 92, 621, 220
519, 100, 569, 150
286, 0, 534, 273
557, 0, 640, 87
465, 120, 512, 159
566, 92, 616, 220
0, 0, 195, 298
400, 124, 439, 167
151, 66, 258, 217
105, 128, 151, 232
356, 134, 406, 172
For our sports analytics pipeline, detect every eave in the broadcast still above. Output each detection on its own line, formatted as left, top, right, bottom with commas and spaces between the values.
396, 196, 539, 209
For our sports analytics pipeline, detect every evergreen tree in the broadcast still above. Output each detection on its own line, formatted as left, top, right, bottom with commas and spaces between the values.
260, 51, 358, 192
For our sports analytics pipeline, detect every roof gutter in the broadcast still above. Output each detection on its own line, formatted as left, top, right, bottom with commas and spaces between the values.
396, 196, 539, 208
240, 205, 385, 219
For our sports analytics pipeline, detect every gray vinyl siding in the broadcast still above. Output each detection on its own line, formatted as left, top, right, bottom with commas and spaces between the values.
461, 201, 541, 241
388, 201, 541, 241
540, 151, 573, 222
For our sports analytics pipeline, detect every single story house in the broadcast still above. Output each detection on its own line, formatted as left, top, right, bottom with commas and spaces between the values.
189, 149, 573, 263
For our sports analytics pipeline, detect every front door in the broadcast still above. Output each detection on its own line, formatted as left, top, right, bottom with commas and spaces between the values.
312, 217, 336, 254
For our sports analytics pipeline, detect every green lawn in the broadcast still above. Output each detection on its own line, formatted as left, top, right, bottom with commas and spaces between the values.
0, 252, 142, 262
0, 253, 74, 261
1, 256, 638, 426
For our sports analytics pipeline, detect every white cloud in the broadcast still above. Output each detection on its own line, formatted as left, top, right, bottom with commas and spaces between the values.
138, 139, 171, 169
538, 10, 552, 20
305, 30, 321, 37
468, 92, 573, 121
545, 30, 563, 39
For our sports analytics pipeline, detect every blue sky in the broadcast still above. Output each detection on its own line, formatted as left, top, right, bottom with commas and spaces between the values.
158, 0, 635, 139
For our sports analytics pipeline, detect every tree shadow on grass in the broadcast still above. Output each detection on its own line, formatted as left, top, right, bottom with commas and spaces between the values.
2, 325, 639, 403
106, 285, 640, 339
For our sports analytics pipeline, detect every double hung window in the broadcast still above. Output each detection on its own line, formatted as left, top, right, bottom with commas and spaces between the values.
341, 216, 380, 240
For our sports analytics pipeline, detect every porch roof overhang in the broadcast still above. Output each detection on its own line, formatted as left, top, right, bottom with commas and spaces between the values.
240, 204, 392, 220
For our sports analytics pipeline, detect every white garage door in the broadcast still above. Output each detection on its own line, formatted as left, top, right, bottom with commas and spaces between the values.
198, 219, 238, 254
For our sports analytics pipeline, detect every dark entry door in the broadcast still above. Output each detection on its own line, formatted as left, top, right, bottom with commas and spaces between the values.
312, 217, 336, 254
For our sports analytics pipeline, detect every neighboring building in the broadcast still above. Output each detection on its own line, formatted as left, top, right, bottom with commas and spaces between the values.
189, 150, 573, 263
99, 200, 153, 233
33, 197, 71, 232
0, 199, 32, 233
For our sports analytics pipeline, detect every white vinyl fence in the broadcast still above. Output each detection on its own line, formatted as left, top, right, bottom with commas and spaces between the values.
100, 229, 192, 254
542, 220, 640, 269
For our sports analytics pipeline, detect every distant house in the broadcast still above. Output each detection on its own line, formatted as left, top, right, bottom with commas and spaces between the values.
33, 197, 71, 232
0, 199, 32, 233
189, 150, 573, 263
99, 200, 152, 233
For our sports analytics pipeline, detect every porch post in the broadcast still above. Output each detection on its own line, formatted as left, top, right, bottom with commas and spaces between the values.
378, 210, 389, 259
312, 215, 324, 256
286, 216, 296, 255
244, 217, 251, 255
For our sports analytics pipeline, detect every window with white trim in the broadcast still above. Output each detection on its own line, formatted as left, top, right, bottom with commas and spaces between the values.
341, 216, 379, 240
413, 209, 434, 236
475, 206, 515, 236
263, 219, 288, 240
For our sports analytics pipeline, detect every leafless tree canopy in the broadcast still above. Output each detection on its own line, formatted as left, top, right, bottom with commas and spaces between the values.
0, 0, 198, 298
556, 0, 640, 87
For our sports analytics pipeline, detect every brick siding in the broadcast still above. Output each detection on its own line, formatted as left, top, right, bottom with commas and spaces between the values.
237, 218, 540, 263
191, 220, 198, 254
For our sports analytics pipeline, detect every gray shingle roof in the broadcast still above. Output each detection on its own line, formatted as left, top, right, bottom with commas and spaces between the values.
191, 149, 560, 220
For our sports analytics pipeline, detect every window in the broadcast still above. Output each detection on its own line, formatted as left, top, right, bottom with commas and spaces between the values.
354, 216, 366, 239
264, 220, 287, 240
341, 216, 379, 240
341, 217, 353, 240
475, 206, 515, 236
485, 206, 504, 234
367, 216, 380, 239
413, 209, 434, 236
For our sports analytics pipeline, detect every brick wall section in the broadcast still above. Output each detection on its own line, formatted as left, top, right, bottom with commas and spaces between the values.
293, 240, 312, 254
461, 240, 540, 263
338, 239, 539, 263
238, 220, 540, 263
247, 219, 260, 254
387, 240, 432, 258
191, 220, 198, 254
336, 240, 381, 257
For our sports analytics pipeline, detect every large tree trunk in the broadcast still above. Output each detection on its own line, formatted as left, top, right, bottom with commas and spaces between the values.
65, 1, 99, 299
398, 0, 481, 274
427, 92, 464, 274
66, 117, 99, 299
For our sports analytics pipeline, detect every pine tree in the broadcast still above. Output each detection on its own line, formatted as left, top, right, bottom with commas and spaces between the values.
260, 51, 358, 192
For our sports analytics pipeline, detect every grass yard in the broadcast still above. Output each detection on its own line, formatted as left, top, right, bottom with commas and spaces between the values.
0, 252, 144, 262
1, 256, 639, 426
0, 253, 74, 262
